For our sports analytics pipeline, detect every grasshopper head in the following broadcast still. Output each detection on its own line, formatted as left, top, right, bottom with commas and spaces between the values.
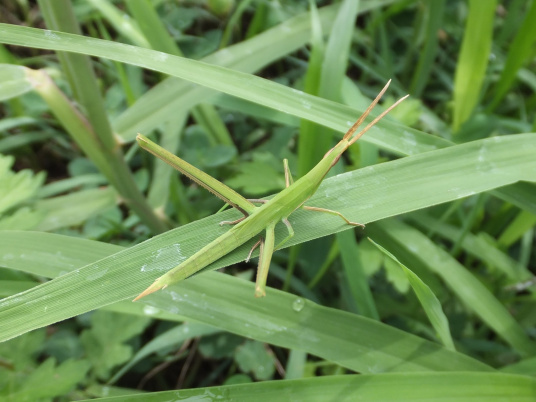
322, 80, 408, 164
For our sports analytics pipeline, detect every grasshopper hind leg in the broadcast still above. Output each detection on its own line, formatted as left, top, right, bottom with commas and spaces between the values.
219, 216, 247, 226
303, 206, 365, 228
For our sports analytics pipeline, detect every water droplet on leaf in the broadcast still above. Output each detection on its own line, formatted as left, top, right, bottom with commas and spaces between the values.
292, 298, 304, 312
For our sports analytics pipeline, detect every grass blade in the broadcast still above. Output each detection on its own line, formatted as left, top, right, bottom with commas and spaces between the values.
370, 239, 455, 350
0, 232, 490, 373
452, 0, 497, 131
0, 22, 448, 156
78, 372, 536, 402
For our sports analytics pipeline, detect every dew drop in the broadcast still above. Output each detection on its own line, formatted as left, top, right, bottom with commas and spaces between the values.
143, 305, 160, 316
292, 298, 305, 312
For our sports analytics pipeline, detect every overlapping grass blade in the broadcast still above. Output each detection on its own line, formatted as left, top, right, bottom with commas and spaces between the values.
0, 22, 448, 156
370, 239, 455, 351
368, 220, 536, 356
78, 373, 536, 402
452, 0, 497, 131
409, 212, 530, 282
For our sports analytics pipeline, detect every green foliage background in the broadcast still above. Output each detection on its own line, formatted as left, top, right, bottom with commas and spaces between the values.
0, 0, 535, 400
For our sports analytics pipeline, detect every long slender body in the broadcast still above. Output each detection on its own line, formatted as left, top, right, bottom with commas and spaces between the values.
134, 81, 407, 300
140, 141, 341, 285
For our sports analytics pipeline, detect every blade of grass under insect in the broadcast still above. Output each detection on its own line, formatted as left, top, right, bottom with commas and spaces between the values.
0, 231, 491, 373
0, 132, 533, 269
1, 133, 535, 357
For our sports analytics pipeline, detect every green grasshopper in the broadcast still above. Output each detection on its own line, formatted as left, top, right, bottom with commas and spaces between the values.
134, 80, 407, 301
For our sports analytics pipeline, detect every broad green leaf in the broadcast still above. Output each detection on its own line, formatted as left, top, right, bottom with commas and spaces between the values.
80, 311, 151, 380
0, 154, 46, 230
0, 154, 116, 231
0, 330, 90, 401
199, 333, 245, 359
234, 340, 275, 381
0, 154, 45, 215
15, 358, 90, 401
0, 330, 45, 370
0, 64, 33, 101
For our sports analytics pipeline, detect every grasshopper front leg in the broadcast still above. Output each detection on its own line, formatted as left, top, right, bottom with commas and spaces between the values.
255, 222, 276, 297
